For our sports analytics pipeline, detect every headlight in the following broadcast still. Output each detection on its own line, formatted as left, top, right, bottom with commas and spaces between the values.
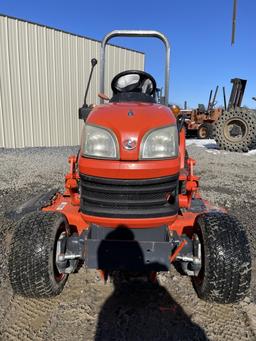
81, 124, 119, 159
140, 125, 178, 159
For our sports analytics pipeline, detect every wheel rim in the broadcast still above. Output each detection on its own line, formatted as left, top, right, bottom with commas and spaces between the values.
223, 117, 248, 142
192, 232, 204, 284
54, 229, 67, 282
192, 233, 202, 277
198, 127, 207, 139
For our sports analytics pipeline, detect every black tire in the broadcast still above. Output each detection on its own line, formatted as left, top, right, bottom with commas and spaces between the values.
192, 212, 251, 303
197, 122, 213, 139
9, 211, 69, 298
213, 108, 256, 152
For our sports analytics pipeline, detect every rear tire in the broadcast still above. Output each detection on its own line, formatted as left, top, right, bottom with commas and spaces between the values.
197, 123, 213, 139
192, 212, 251, 303
213, 109, 256, 152
9, 211, 69, 298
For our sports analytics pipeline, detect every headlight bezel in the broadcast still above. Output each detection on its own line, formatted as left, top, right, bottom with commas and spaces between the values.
81, 123, 120, 160
139, 124, 178, 160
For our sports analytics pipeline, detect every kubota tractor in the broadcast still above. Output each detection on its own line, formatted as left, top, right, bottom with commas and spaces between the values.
8, 31, 251, 303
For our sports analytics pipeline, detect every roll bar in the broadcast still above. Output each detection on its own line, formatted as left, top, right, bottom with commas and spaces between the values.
100, 30, 171, 106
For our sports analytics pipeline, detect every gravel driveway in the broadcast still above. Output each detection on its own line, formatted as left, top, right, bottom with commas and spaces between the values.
0, 140, 255, 341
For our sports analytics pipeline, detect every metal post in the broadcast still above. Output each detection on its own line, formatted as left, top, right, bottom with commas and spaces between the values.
231, 0, 237, 45
211, 86, 219, 109
223, 87, 227, 110
207, 90, 213, 111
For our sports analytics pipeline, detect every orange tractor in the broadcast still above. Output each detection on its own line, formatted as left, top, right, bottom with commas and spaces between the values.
8, 31, 251, 303
180, 86, 222, 139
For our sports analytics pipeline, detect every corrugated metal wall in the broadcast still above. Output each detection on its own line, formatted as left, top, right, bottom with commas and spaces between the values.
0, 15, 144, 148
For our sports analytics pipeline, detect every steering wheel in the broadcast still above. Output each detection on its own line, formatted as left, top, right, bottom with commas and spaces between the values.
111, 70, 157, 96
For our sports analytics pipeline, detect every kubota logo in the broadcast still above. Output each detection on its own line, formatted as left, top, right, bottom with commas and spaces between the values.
123, 139, 137, 150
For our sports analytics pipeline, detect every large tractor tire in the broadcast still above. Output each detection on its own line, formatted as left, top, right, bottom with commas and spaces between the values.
197, 122, 213, 139
9, 211, 69, 298
192, 212, 251, 303
213, 108, 256, 152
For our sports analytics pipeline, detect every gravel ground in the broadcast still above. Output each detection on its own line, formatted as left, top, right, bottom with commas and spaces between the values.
0, 140, 256, 341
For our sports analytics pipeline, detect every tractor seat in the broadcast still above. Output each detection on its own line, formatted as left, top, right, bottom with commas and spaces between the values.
110, 92, 156, 103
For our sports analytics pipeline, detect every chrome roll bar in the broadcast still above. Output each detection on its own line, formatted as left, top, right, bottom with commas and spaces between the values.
100, 30, 171, 105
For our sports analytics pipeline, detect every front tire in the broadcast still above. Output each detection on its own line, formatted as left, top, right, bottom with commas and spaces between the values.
9, 211, 69, 298
192, 212, 251, 303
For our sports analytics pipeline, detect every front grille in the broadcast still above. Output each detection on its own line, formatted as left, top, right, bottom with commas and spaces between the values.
80, 174, 179, 218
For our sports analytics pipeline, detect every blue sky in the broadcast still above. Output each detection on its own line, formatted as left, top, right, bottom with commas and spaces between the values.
0, 0, 255, 108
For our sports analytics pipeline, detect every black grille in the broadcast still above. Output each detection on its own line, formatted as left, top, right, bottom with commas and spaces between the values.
80, 174, 179, 218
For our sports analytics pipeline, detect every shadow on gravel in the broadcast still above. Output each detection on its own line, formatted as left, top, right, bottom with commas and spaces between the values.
202, 143, 219, 150
95, 227, 208, 341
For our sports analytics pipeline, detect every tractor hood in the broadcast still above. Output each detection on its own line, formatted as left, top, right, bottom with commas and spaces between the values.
86, 102, 177, 161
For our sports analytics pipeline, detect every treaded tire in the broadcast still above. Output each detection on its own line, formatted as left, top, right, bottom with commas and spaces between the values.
192, 212, 251, 303
213, 109, 256, 152
9, 211, 69, 298
197, 123, 213, 139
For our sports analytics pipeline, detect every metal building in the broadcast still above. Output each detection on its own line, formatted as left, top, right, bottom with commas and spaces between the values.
0, 15, 144, 148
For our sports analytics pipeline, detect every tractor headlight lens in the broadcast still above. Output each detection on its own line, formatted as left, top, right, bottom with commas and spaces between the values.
140, 125, 178, 159
81, 124, 119, 159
